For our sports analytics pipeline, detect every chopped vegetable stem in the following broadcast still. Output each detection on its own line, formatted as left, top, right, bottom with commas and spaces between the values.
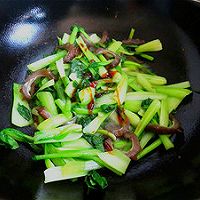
135, 99, 161, 137
159, 99, 174, 150
128, 28, 135, 39
137, 138, 162, 159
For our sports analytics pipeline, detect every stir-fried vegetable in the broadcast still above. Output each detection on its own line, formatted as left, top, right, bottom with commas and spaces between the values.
0, 25, 192, 190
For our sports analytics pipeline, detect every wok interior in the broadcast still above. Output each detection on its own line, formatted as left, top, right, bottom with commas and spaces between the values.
0, 0, 200, 199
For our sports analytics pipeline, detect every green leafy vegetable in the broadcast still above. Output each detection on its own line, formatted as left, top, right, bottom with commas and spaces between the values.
141, 98, 153, 111
17, 103, 32, 121
83, 134, 105, 152
100, 104, 117, 113
85, 170, 108, 189
0, 131, 19, 149
1, 128, 33, 143
70, 59, 86, 79
76, 114, 97, 127
2, 25, 192, 189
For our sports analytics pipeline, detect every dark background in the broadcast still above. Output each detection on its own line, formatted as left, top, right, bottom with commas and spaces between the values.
0, 0, 200, 199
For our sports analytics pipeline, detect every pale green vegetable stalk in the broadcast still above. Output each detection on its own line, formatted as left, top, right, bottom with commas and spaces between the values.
128, 28, 135, 39
37, 114, 71, 130
165, 81, 190, 89
90, 33, 101, 43
167, 97, 182, 113
37, 92, 58, 116
107, 39, 122, 52
97, 149, 131, 175
64, 97, 72, 118
44, 160, 101, 183
55, 98, 72, 119
124, 109, 140, 127
11, 83, 33, 127
38, 79, 55, 92
73, 107, 100, 115
139, 53, 154, 61
78, 26, 92, 41
159, 99, 174, 150
98, 54, 107, 62
114, 73, 128, 105
62, 33, 70, 44
137, 138, 162, 159
124, 100, 142, 112
56, 58, 65, 78
61, 138, 93, 150
35, 124, 82, 141
135, 99, 161, 137
123, 60, 142, 68
135, 39, 162, 53
69, 26, 79, 44
65, 81, 76, 98
28, 50, 67, 71
128, 77, 143, 91
128, 72, 167, 85
83, 112, 111, 134
155, 86, 192, 99
45, 144, 66, 166
140, 132, 154, 149
79, 87, 95, 105
95, 93, 115, 107
136, 74, 154, 92
34, 132, 82, 144
126, 92, 167, 101
55, 99, 65, 112
34, 149, 101, 160
76, 36, 100, 62
117, 46, 134, 55
45, 144, 55, 168
54, 79, 66, 101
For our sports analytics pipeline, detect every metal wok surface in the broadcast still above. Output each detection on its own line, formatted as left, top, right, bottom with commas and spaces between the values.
0, 0, 200, 199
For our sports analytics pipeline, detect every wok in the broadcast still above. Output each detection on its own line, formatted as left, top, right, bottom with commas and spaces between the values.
0, 0, 200, 199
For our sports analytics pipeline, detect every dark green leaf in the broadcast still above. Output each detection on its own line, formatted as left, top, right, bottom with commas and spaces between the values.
83, 134, 104, 152
92, 135, 104, 152
1, 128, 34, 143
141, 98, 153, 111
70, 59, 86, 79
115, 65, 122, 73
80, 79, 90, 89
85, 170, 108, 190
73, 80, 79, 88
0, 131, 19, 149
120, 55, 126, 63
100, 104, 117, 113
76, 114, 97, 127
82, 134, 93, 145
17, 103, 32, 121
151, 113, 159, 124
89, 62, 99, 69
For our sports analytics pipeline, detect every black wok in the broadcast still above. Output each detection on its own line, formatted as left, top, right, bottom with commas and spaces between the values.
0, 0, 200, 199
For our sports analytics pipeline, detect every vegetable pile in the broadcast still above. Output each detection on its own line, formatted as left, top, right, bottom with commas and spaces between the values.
0, 25, 192, 188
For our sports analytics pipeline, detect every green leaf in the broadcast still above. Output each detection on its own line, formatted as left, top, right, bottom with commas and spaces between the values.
17, 103, 32, 121
70, 59, 86, 79
85, 170, 108, 190
0, 131, 19, 149
83, 134, 104, 152
80, 79, 90, 89
141, 98, 153, 111
1, 128, 33, 143
100, 104, 117, 113
76, 114, 97, 128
